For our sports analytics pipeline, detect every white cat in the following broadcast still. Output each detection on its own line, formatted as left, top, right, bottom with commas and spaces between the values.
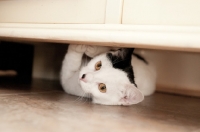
61, 44, 156, 105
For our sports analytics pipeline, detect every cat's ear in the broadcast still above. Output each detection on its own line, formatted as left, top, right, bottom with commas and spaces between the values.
116, 48, 134, 59
107, 48, 134, 63
120, 84, 144, 105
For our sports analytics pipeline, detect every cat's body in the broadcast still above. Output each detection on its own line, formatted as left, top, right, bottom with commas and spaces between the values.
61, 44, 156, 105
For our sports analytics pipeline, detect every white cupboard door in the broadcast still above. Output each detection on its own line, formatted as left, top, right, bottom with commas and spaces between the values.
0, 0, 107, 24
123, 0, 200, 26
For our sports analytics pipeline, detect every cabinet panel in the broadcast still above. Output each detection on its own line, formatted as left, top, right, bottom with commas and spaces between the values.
105, 0, 123, 24
123, 0, 200, 26
0, 0, 106, 24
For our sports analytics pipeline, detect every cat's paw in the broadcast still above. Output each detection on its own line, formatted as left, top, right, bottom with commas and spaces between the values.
68, 44, 87, 53
85, 46, 99, 57
85, 45, 111, 58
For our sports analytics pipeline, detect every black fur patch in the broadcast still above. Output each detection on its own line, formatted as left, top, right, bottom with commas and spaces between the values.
132, 53, 148, 65
106, 49, 137, 86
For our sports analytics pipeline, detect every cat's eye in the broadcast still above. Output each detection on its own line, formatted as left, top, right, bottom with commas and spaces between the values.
95, 61, 102, 70
98, 83, 106, 93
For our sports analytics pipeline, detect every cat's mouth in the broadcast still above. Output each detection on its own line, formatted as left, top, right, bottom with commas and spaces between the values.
80, 78, 87, 83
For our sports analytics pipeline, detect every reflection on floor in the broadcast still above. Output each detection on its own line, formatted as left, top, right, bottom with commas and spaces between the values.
0, 79, 199, 132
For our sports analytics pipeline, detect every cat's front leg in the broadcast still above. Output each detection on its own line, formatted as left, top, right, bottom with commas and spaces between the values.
61, 44, 88, 96
61, 44, 87, 80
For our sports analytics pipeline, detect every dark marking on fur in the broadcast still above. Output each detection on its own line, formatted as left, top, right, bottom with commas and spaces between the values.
132, 53, 148, 65
106, 48, 137, 87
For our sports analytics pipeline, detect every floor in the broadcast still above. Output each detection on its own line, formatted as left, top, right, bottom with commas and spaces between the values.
0, 79, 200, 132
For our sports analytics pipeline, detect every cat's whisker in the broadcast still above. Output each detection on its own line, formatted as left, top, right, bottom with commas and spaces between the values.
75, 94, 85, 104
73, 92, 86, 104
80, 93, 86, 101
84, 93, 91, 104
82, 97, 87, 104
83, 93, 90, 104
73, 96, 82, 103
85, 93, 89, 102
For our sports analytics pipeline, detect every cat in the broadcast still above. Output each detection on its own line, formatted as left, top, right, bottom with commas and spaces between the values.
61, 44, 156, 105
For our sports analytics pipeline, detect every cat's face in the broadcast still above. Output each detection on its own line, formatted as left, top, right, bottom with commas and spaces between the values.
79, 49, 144, 105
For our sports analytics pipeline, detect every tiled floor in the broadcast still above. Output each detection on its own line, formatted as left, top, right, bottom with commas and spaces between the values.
0, 79, 200, 132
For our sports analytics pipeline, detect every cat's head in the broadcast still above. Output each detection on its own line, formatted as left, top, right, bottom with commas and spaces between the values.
79, 48, 144, 105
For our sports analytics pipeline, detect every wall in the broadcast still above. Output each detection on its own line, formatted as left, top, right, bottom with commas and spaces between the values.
144, 49, 200, 96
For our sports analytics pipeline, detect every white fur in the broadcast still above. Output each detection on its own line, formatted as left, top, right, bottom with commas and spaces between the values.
132, 55, 156, 96
61, 44, 156, 105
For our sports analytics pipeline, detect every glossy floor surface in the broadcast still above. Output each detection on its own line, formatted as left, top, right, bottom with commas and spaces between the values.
0, 79, 200, 132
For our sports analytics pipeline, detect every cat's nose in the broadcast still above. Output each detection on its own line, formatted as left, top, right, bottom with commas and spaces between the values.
81, 74, 86, 79
80, 74, 87, 83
